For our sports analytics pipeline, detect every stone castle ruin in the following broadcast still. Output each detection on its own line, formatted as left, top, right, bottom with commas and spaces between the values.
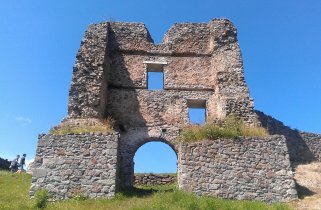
30, 19, 321, 202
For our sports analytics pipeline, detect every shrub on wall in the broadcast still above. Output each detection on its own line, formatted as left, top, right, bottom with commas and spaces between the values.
49, 117, 115, 135
179, 116, 268, 142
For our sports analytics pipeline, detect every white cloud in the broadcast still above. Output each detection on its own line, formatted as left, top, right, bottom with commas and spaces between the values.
15, 116, 32, 125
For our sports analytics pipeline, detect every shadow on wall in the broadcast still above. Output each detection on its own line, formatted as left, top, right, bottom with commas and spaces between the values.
106, 23, 148, 129
255, 110, 315, 165
106, 24, 150, 189
295, 182, 316, 199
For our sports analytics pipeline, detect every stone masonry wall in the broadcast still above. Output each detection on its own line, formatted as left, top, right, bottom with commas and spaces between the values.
107, 89, 212, 128
68, 23, 110, 118
178, 135, 298, 203
30, 133, 119, 199
299, 132, 321, 161
255, 110, 321, 163
67, 19, 258, 125
134, 173, 176, 185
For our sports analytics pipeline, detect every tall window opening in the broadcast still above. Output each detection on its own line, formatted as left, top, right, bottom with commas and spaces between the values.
144, 61, 166, 90
187, 99, 206, 124
148, 72, 163, 90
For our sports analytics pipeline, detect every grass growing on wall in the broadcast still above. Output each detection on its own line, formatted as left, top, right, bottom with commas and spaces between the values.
180, 116, 268, 142
0, 171, 291, 210
49, 117, 115, 135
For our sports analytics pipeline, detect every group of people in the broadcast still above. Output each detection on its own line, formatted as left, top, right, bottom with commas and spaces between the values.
9, 154, 26, 173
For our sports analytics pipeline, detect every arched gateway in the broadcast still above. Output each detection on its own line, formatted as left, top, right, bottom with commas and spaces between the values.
124, 137, 178, 187
30, 19, 298, 202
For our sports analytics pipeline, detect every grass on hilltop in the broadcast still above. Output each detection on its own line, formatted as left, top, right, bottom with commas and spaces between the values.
0, 170, 291, 210
180, 116, 268, 142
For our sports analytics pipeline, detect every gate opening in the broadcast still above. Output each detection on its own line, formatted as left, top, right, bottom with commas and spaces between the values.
134, 141, 177, 173
133, 141, 177, 187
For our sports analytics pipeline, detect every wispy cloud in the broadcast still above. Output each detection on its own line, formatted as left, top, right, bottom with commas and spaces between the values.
15, 116, 32, 125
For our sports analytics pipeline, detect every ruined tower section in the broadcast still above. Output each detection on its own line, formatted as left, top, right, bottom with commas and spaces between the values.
31, 19, 299, 202
208, 20, 256, 123
62, 19, 259, 189
66, 19, 257, 127
68, 23, 110, 119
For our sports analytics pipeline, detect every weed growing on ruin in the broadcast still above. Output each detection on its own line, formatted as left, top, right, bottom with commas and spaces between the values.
34, 189, 50, 209
49, 117, 115, 135
180, 116, 268, 142
71, 188, 88, 201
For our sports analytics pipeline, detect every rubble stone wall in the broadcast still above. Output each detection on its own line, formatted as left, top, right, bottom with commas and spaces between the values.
30, 133, 119, 199
106, 89, 212, 127
67, 23, 110, 119
298, 132, 321, 161
177, 135, 298, 202
67, 19, 257, 124
255, 110, 321, 163
134, 173, 176, 185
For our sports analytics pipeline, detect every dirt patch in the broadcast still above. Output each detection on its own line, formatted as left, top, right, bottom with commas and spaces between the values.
290, 162, 321, 210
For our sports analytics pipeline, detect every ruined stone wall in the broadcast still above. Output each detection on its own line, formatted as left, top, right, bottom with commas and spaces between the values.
134, 173, 176, 185
106, 89, 212, 127
297, 132, 321, 161
30, 133, 118, 199
255, 110, 321, 163
67, 19, 257, 124
32, 19, 304, 202
67, 23, 110, 119
108, 54, 214, 89
177, 136, 298, 203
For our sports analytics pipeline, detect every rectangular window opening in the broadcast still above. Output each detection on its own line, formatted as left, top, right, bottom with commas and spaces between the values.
146, 62, 164, 90
147, 72, 164, 90
187, 99, 206, 125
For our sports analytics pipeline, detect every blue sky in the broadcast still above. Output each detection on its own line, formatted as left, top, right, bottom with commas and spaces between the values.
1, 1, 320, 172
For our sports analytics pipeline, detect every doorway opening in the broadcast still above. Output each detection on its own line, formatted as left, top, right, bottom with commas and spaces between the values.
133, 141, 177, 190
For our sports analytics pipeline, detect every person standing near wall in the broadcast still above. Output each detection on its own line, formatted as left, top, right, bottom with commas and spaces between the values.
19, 154, 26, 171
9, 155, 20, 172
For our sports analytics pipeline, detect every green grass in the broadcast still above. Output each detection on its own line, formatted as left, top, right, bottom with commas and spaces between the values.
180, 116, 268, 142
0, 170, 35, 210
0, 170, 291, 210
49, 117, 115, 135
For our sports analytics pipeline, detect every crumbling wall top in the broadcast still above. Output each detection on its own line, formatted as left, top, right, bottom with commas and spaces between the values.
107, 18, 237, 54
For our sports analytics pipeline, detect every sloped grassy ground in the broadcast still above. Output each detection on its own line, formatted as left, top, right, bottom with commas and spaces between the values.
0, 170, 291, 210
0, 170, 35, 209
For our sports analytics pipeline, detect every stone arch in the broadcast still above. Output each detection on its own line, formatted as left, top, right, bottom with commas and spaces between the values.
133, 138, 178, 158
118, 128, 180, 188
